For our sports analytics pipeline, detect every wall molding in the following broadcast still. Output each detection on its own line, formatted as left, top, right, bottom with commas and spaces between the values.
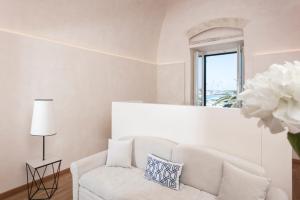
157, 61, 185, 66
186, 17, 248, 39
254, 49, 300, 56
0, 28, 157, 65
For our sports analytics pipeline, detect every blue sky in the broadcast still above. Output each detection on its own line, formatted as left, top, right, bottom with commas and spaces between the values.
198, 53, 237, 91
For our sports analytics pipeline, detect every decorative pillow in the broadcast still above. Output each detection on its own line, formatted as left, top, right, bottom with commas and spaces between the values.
106, 139, 133, 168
144, 154, 183, 190
217, 162, 270, 200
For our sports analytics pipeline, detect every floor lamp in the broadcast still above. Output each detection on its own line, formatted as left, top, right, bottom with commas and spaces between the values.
31, 99, 56, 161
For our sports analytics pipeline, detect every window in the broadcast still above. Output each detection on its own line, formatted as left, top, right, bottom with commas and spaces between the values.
194, 45, 244, 108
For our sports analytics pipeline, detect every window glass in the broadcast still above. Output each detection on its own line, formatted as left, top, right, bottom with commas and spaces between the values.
194, 50, 242, 108
206, 52, 237, 107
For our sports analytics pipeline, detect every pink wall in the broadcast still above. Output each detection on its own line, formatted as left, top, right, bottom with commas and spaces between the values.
0, 0, 299, 196
157, 0, 300, 104
0, 30, 157, 193
0, 0, 165, 193
0, 0, 167, 62
155, 1, 300, 197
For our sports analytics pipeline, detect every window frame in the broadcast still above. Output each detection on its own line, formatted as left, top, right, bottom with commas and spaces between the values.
193, 44, 244, 107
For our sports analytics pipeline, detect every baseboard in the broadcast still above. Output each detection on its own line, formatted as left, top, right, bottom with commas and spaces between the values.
0, 168, 70, 199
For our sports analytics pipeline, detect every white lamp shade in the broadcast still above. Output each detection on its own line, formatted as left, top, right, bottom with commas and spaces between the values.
31, 99, 56, 136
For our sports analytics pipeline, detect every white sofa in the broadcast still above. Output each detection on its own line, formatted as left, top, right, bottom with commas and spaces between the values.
71, 136, 288, 200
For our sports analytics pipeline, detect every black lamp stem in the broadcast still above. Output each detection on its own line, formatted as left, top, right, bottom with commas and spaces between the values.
43, 136, 45, 161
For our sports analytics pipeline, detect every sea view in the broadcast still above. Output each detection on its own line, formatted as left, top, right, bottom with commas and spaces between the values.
196, 90, 237, 107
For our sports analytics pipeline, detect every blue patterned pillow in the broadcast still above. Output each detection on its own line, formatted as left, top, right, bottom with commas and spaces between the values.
144, 154, 183, 190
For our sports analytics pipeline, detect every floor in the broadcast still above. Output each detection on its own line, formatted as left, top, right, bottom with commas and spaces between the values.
2, 161, 300, 200
2, 172, 72, 200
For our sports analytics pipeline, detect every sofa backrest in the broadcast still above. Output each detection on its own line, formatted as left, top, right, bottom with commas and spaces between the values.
172, 144, 266, 196
122, 136, 177, 169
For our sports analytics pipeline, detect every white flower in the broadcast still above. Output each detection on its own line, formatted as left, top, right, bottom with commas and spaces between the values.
238, 61, 300, 134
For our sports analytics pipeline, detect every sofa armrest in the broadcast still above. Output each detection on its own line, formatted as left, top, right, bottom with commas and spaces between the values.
266, 187, 289, 200
70, 150, 107, 200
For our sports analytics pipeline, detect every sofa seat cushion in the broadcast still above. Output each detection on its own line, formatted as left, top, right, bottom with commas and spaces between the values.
79, 166, 216, 200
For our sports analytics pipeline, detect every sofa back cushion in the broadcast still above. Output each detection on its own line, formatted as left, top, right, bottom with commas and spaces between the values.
172, 144, 266, 196
121, 136, 177, 169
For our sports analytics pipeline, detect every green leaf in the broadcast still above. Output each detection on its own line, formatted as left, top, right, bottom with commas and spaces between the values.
287, 132, 300, 157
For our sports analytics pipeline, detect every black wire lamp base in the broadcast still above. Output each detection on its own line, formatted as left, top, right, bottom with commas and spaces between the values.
26, 159, 62, 200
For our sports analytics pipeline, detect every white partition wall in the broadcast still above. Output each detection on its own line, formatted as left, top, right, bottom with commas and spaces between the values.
112, 102, 292, 199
